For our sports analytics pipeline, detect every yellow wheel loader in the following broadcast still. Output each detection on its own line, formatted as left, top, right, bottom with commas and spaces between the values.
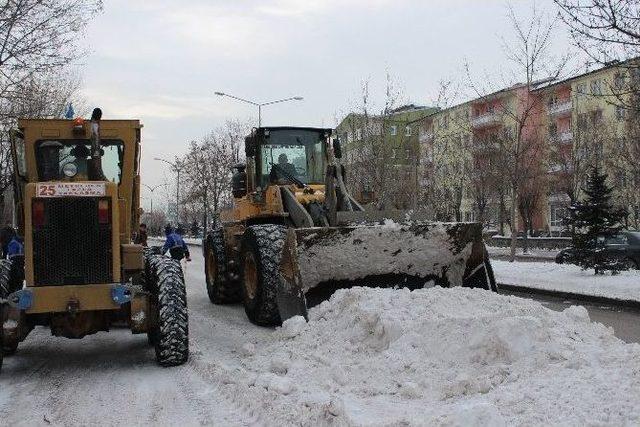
204, 127, 497, 326
0, 118, 188, 372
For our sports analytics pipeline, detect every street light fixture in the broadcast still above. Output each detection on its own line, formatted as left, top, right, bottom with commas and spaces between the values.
214, 91, 304, 127
154, 157, 183, 225
142, 183, 168, 214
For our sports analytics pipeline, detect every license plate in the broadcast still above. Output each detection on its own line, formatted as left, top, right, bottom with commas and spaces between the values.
36, 183, 106, 197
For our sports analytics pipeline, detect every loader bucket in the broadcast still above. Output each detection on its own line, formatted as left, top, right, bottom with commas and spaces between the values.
277, 220, 497, 321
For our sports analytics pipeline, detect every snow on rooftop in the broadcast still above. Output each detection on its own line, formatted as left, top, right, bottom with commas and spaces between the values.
223, 286, 640, 426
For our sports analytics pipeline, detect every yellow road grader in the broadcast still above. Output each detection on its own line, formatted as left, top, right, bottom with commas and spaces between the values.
204, 127, 497, 325
0, 118, 188, 372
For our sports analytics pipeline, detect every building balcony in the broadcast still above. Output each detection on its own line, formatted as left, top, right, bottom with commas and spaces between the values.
558, 131, 573, 143
419, 131, 434, 142
548, 100, 572, 116
471, 112, 501, 129
550, 131, 573, 144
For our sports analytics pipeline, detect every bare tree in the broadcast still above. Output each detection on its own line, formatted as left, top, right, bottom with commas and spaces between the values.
180, 119, 252, 230
0, 0, 100, 222
466, 4, 566, 260
0, 0, 102, 98
340, 71, 420, 209
0, 70, 84, 217
554, 0, 639, 64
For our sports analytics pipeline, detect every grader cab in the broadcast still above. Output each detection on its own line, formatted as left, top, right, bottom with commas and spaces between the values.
204, 127, 497, 326
0, 118, 188, 372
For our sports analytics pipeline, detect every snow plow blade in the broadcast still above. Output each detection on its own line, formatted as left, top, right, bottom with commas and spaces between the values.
277, 220, 497, 321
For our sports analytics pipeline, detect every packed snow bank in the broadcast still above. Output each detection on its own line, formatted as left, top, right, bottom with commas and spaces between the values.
493, 259, 640, 302
222, 287, 640, 426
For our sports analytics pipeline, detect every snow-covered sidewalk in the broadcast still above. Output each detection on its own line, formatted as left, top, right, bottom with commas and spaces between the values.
487, 245, 558, 261
493, 259, 640, 302
221, 287, 640, 425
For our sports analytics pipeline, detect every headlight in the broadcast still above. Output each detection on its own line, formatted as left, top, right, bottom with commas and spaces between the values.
62, 162, 78, 177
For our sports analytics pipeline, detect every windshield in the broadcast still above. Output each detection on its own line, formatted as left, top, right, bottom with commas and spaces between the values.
258, 129, 325, 187
36, 139, 124, 183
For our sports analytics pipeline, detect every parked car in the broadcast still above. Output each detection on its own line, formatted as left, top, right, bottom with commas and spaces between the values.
555, 231, 640, 269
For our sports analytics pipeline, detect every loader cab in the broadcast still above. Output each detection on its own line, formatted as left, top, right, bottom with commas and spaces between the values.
246, 127, 332, 191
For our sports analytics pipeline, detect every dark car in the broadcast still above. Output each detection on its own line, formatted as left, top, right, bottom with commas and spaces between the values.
555, 231, 640, 269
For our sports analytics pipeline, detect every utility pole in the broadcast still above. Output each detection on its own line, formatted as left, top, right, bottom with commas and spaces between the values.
154, 157, 183, 225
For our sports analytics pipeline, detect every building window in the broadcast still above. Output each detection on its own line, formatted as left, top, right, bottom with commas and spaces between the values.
576, 83, 586, 95
390, 125, 397, 136
614, 72, 625, 90
591, 79, 602, 95
548, 122, 558, 137
591, 109, 603, 124
356, 128, 362, 140
550, 206, 568, 228
347, 132, 353, 143
577, 113, 588, 130
615, 105, 626, 121
405, 126, 412, 136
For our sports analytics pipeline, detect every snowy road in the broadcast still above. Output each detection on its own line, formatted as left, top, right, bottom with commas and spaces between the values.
2, 249, 640, 425
0, 252, 271, 426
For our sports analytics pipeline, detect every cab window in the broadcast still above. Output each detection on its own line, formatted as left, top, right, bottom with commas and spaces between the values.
13, 133, 27, 177
35, 139, 124, 183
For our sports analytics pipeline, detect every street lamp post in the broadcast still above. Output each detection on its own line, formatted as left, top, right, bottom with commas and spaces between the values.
214, 91, 303, 127
142, 183, 168, 214
154, 157, 182, 225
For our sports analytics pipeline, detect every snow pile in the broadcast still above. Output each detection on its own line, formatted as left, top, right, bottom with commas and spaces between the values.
493, 259, 640, 302
225, 287, 640, 426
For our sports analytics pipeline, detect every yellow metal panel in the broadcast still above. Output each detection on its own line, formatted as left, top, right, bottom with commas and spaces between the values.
42, 129, 60, 138
26, 284, 121, 314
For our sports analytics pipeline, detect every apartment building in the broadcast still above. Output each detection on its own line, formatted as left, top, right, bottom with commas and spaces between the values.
535, 59, 639, 233
337, 58, 639, 231
336, 104, 437, 206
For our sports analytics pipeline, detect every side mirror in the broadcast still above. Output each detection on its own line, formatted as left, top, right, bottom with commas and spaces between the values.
245, 136, 256, 157
333, 139, 342, 159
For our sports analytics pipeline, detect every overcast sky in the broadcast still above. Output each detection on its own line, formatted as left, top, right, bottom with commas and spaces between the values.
77, 0, 575, 210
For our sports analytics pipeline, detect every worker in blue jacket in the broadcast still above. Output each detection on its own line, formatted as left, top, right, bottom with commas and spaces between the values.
1, 226, 23, 260
162, 225, 191, 261
1, 226, 24, 293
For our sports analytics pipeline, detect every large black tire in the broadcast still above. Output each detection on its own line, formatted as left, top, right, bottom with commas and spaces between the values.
240, 225, 287, 326
0, 261, 6, 372
0, 306, 3, 373
204, 227, 240, 304
141, 250, 159, 347
148, 256, 189, 366
0, 260, 17, 357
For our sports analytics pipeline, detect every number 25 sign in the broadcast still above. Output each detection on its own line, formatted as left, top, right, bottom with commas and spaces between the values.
36, 183, 106, 197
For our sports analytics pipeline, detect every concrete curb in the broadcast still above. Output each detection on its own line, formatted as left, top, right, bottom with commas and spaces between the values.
499, 283, 640, 311
490, 254, 555, 263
